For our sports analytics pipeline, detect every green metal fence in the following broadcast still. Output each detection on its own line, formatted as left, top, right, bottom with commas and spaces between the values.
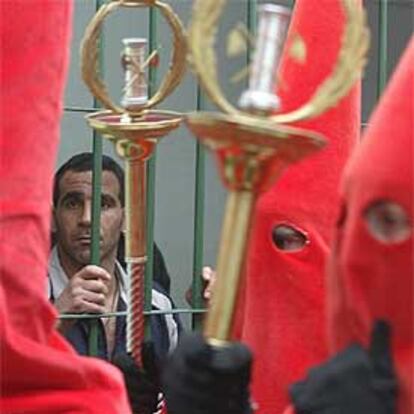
60, 0, 412, 357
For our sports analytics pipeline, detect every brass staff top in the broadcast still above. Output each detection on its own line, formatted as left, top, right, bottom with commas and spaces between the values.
81, 0, 187, 116
188, 0, 369, 123
185, 0, 370, 345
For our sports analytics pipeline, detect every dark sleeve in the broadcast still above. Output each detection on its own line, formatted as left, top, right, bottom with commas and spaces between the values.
152, 242, 171, 294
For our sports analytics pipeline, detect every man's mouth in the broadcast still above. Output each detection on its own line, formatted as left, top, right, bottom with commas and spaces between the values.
75, 235, 103, 245
77, 236, 91, 245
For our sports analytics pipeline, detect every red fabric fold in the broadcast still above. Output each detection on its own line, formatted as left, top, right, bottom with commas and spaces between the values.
0, 2, 131, 412
328, 36, 414, 414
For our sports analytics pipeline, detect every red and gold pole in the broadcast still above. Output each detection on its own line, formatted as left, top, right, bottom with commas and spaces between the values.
125, 145, 148, 366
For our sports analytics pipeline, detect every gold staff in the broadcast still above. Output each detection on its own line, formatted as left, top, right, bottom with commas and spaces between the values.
186, 0, 369, 345
80, 0, 187, 367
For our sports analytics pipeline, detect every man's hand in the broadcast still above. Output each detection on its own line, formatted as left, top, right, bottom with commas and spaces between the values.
54, 265, 111, 314
290, 321, 397, 414
200, 266, 216, 302
185, 266, 217, 306
163, 333, 253, 414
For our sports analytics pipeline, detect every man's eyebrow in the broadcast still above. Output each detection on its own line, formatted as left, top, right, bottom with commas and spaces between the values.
59, 191, 83, 204
102, 192, 117, 200
101, 193, 119, 204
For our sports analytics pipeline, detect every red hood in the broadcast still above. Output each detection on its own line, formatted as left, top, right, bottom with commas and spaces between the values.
239, 1, 361, 413
0, 2, 131, 412
328, 36, 414, 414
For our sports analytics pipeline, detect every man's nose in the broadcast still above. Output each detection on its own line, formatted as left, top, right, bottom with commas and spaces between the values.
79, 202, 92, 226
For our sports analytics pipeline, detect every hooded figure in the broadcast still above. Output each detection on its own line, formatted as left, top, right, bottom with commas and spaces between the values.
0, 2, 131, 413
163, 1, 362, 413
326, 36, 413, 414
239, 1, 360, 412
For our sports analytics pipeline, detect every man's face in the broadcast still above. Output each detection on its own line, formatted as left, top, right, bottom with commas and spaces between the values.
53, 169, 124, 269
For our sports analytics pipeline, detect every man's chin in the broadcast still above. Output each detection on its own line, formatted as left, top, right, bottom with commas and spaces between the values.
73, 250, 92, 265
71, 245, 115, 266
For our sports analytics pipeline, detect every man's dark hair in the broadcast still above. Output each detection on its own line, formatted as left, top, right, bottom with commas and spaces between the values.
53, 152, 124, 207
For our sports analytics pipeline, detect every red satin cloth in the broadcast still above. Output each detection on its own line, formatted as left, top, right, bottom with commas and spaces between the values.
328, 37, 414, 414
238, 1, 360, 413
0, 2, 131, 413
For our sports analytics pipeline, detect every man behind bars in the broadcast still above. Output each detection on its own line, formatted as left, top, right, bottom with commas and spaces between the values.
48, 152, 181, 413
48, 153, 180, 359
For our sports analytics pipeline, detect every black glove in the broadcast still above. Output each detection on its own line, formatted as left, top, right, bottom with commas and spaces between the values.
290, 320, 397, 414
162, 332, 253, 414
113, 343, 161, 414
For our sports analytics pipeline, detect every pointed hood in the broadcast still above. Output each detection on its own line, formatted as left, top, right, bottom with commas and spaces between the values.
328, 36, 414, 414
0, 2, 131, 412
239, 1, 361, 413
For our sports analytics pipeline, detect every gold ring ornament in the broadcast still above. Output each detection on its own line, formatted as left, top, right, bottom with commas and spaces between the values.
81, 0, 187, 116
188, 0, 369, 123
186, 0, 369, 344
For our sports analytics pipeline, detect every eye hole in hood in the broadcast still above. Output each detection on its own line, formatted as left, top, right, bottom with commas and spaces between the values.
272, 224, 309, 252
363, 200, 411, 244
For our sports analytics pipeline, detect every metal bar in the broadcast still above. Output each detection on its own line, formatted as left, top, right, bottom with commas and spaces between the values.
191, 85, 206, 330
90, 141, 103, 265
64, 106, 97, 113
60, 308, 208, 319
189, 0, 259, 332
88, 135, 102, 357
377, 0, 388, 98
247, 0, 258, 64
87, 0, 105, 357
144, 6, 158, 337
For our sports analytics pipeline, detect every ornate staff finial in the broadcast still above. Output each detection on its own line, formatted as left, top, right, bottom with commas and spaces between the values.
238, 4, 291, 113
121, 38, 149, 112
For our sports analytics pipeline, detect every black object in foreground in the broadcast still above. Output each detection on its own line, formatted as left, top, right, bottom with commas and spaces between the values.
290, 321, 397, 414
163, 333, 253, 414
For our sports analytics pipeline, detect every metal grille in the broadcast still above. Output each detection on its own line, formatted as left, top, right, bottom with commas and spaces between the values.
60, 0, 413, 356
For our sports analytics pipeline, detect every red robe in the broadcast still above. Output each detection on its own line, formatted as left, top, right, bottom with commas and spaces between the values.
0, 2, 131, 413
238, 1, 361, 413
